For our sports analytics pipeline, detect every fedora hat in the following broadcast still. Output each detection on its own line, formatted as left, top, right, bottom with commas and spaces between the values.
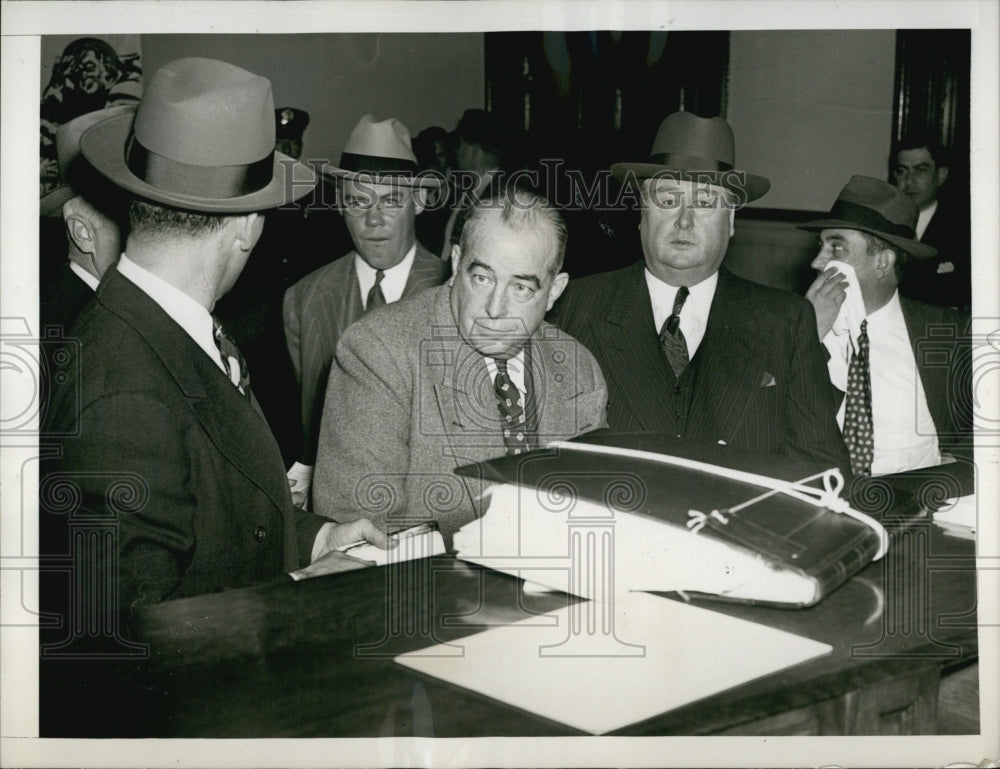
40, 104, 137, 217
799, 175, 937, 259
611, 111, 770, 204
81, 58, 316, 213
324, 114, 441, 188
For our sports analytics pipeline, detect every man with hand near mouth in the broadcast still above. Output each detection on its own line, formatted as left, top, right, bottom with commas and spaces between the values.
312, 189, 607, 545
282, 115, 450, 506
803, 175, 972, 476
550, 112, 848, 474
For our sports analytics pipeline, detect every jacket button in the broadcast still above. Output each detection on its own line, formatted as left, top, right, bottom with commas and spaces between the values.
254, 525, 267, 543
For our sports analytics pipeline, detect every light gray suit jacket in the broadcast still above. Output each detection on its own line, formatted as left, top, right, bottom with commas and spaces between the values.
313, 283, 609, 545
282, 244, 449, 462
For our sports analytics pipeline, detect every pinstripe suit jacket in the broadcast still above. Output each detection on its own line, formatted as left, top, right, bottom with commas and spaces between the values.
549, 262, 851, 475
282, 244, 450, 462
313, 283, 608, 546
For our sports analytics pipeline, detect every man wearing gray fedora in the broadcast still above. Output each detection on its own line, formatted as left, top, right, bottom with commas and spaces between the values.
282, 114, 450, 506
550, 111, 849, 474
42, 58, 388, 622
802, 175, 972, 475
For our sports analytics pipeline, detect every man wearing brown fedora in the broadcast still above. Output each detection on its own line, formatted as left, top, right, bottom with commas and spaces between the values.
550, 111, 849, 473
41, 59, 388, 626
802, 175, 972, 475
282, 114, 450, 505
39, 104, 134, 334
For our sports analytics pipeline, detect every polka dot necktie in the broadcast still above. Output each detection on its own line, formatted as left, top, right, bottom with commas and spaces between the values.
843, 319, 874, 476
659, 286, 690, 378
212, 318, 250, 397
493, 359, 529, 456
366, 269, 386, 311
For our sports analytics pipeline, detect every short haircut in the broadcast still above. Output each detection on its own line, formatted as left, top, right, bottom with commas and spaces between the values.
860, 230, 908, 283
892, 131, 949, 169
458, 188, 568, 276
129, 199, 228, 240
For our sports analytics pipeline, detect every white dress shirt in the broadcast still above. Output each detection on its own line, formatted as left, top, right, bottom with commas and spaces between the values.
484, 350, 528, 398
116, 254, 227, 375
355, 243, 416, 308
824, 291, 941, 474
915, 199, 938, 241
645, 269, 718, 358
69, 260, 100, 291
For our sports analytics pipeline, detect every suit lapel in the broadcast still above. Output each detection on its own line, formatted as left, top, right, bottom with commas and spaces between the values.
595, 263, 679, 432
402, 244, 450, 298
687, 269, 768, 442
900, 297, 950, 434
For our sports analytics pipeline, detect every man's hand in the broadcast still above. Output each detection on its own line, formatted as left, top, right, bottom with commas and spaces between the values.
805, 268, 849, 339
291, 518, 392, 581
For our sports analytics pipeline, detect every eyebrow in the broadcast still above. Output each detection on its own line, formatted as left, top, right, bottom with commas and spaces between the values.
466, 260, 542, 288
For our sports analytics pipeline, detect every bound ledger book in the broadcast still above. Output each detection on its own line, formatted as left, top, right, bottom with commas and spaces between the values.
452, 432, 889, 608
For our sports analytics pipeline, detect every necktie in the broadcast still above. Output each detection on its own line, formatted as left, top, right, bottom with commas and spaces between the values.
366, 269, 386, 311
212, 318, 250, 396
843, 319, 874, 476
493, 359, 528, 456
659, 286, 690, 378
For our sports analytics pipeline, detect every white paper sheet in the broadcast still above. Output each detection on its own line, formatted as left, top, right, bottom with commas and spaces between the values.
396, 591, 832, 734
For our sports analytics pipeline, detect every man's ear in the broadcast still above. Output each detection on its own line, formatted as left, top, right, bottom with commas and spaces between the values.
232, 212, 263, 252
935, 165, 949, 188
412, 187, 428, 215
449, 243, 462, 285
64, 212, 97, 256
545, 272, 570, 311
874, 247, 896, 279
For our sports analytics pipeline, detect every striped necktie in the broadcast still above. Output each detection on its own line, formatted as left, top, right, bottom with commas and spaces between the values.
659, 286, 690, 378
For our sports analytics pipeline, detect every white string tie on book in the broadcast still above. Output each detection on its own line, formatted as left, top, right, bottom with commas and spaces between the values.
546, 442, 889, 560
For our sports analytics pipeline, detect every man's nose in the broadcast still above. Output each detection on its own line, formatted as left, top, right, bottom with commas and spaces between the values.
364, 204, 385, 227
811, 252, 829, 270
674, 200, 694, 230
485, 286, 507, 318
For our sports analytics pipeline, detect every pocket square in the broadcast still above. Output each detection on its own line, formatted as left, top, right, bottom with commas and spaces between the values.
760, 372, 776, 388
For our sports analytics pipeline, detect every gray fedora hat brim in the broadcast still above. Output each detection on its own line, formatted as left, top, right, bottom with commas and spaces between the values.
81, 112, 316, 214
610, 162, 770, 204
323, 165, 443, 189
798, 218, 938, 260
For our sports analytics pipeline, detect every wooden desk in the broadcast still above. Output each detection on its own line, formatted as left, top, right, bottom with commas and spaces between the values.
40, 519, 977, 737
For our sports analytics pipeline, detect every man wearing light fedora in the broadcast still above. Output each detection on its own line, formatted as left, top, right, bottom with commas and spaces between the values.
282, 114, 450, 504
41, 59, 388, 627
802, 175, 972, 475
550, 111, 849, 473
39, 104, 135, 334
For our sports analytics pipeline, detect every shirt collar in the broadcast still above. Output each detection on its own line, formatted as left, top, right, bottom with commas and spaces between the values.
355, 243, 417, 307
115, 254, 227, 373
866, 289, 903, 329
644, 268, 718, 355
68, 260, 100, 292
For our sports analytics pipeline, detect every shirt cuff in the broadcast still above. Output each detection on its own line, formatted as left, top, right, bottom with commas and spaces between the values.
287, 461, 314, 484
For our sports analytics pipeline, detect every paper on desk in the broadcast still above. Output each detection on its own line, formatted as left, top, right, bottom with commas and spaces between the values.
933, 495, 977, 540
347, 529, 446, 566
396, 591, 832, 734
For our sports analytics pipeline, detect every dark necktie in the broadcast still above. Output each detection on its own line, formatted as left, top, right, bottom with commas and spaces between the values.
367, 269, 386, 311
659, 286, 690, 378
493, 359, 528, 456
212, 318, 250, 396
843, 319, 874, 476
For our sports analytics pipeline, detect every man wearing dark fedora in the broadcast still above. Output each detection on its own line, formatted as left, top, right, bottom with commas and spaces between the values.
39, 104, 135, 334
550, 111, 849, 473
41, 58, 388, 626
803, 175, 972, 475
282, 114, 450, 506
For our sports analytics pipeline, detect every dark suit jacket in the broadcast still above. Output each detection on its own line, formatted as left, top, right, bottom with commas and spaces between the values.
282, 244, 450, 462
900, 195, 971, 310
40, 262, 94, 335
549, 262, 850, 474
313, 283, 608, 545
42, 268, 325, 616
